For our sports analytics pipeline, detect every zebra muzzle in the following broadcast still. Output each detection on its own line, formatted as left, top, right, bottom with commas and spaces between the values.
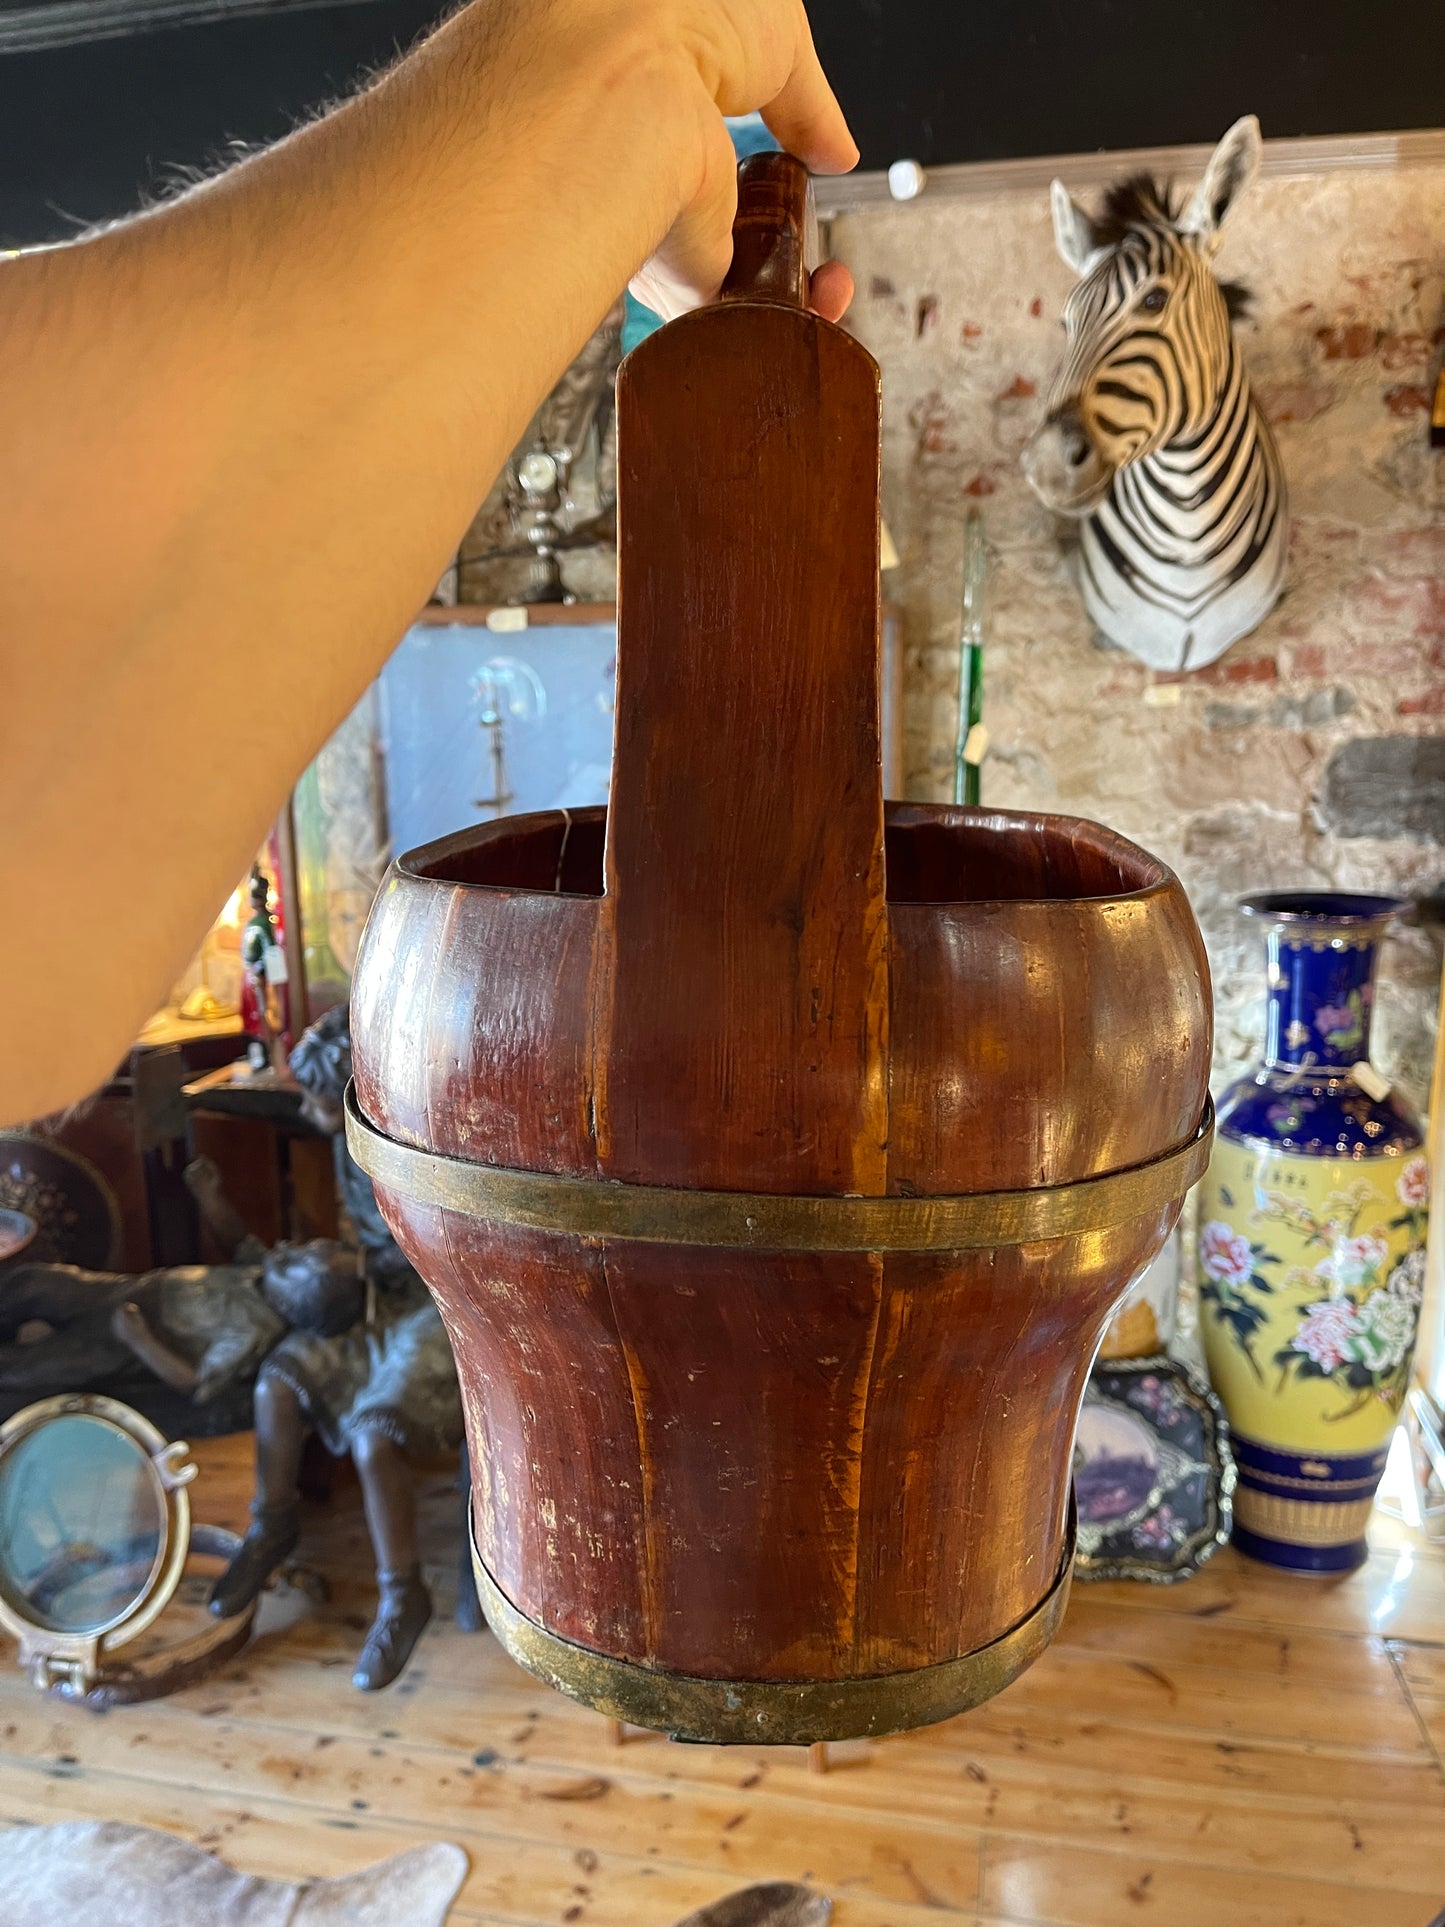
1021, 405, 1112, 515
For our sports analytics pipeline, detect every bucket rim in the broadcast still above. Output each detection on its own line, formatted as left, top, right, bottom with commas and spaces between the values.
388, 802, 1182, 912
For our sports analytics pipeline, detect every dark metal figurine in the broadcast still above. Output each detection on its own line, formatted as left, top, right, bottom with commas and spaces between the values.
209, 1004, 476, 1689
0, 1162, 359, 1414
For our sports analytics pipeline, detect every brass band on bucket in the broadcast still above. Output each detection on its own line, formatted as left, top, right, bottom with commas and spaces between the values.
468, 1506, 1076, 1744
345, 1084, 1212, 1253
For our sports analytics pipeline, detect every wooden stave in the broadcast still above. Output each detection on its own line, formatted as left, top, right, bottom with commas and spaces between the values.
352, 801, 1210, 1193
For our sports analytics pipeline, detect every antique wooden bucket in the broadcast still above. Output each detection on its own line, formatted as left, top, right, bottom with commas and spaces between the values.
348, 155, 1213, 1743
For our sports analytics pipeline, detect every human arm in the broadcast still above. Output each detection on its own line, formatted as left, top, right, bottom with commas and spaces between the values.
111, 1301, 201, 1394
112, 1287, 281, 1401
0, 0, 856, 1125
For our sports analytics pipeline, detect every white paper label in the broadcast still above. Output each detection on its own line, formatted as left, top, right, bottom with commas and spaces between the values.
963, 722, 990, 766
486, 606, 529, 633
1350, 1060, 1391, 1102
263, 946, 289, 986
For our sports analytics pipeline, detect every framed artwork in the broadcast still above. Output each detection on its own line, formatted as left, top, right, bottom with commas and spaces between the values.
287, 603, 907, 1023
1073, 1355, 1236, 1584
289, 689, 388, 1023
379, 610, 619, 853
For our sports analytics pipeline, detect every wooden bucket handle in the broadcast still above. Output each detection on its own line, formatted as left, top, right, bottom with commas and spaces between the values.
720, 152, 812, 308
603, 155, 886, 1193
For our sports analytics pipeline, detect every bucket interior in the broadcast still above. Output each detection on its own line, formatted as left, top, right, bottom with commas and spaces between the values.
401, 805, 1168, 906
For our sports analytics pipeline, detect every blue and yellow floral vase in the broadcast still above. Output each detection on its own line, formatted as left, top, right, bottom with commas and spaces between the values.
1198, 893, 1428, 1573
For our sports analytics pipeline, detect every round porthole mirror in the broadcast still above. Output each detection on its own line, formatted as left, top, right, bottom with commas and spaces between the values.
0, 1412, 170, 1635
0, 1395, 195, 1694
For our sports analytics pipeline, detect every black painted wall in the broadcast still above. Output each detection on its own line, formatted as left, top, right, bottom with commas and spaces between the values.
0, 0, 1440, 246
808, 0, 1445, 171
0, 0, 444, 244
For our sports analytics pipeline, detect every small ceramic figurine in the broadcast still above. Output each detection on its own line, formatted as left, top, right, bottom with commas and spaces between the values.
240, 864, 290, 1067
209, 1004, 471, 1689
1022, 117, 1288, 671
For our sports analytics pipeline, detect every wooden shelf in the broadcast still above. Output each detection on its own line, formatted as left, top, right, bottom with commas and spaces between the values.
412, 602, 617, 629
413, 598, 903, 629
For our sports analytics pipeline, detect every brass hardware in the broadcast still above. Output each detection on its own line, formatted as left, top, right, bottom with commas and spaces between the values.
347, 1084, 1212, 1253
469, 1504, 1075, 1744
0, 1394, 194, 1696
47, 1525, 259, 1709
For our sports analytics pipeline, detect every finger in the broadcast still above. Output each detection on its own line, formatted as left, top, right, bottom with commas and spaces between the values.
759, 7, 858, 174
630, 116, 739, 318
808, 260, 853, 323
636, 257, 854, 326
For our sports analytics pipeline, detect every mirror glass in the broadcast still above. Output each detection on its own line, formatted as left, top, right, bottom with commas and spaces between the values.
0, 1415, 165, 1634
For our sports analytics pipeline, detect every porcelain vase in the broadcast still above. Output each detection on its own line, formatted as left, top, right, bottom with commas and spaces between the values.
1198, 893, 1429, 1572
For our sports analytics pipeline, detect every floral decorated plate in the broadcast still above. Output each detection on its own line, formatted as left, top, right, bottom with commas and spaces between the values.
0, 1209, 36, 1265
1073, 1355, 1235, 1583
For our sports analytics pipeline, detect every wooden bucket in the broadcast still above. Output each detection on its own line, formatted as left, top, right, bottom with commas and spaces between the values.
349, 155, 1213, 1742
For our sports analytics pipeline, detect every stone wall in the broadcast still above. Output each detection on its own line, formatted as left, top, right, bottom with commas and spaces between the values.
831, 152, 1444, 1099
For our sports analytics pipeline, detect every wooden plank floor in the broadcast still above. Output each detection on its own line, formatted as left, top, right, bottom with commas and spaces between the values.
1, 1433, 1443, 1927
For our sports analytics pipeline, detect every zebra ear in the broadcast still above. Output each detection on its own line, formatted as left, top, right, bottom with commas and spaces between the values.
1050, 179, 1098, 275
1181, 115, 1262, 245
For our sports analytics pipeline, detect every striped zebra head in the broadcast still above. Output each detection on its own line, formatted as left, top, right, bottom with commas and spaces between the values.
1022, 117, 1261, 516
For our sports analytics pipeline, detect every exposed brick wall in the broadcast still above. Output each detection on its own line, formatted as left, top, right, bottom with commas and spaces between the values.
833, 158, 1443, 1098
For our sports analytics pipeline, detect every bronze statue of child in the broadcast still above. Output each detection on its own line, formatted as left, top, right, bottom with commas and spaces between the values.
209, 1003, 467, 1690
0, 1178, 361, 1414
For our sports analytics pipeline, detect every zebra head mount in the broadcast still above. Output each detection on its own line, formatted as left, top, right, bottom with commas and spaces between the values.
1021, 117, 1288, 672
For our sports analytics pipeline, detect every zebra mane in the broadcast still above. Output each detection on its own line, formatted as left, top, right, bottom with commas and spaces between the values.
1088, 171, 1253, 321
1090, 172, 1180, 243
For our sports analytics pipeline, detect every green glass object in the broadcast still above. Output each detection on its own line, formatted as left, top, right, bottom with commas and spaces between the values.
953, 509, 985, 807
